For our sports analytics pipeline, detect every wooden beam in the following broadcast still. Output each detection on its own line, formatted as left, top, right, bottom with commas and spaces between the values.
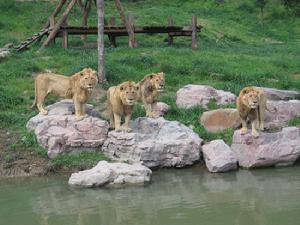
62, 18, 69, 48
114, 0, 137, 48
49, 15, 56, 44
127, 13, 137, 47
78, 0, 92, 41
44, 0, 67, 29
97, 0, 106, 83
191, 15, 198, 49
167, 17, 174, 45
41, 0, 77, 49
108, 17, 117, 47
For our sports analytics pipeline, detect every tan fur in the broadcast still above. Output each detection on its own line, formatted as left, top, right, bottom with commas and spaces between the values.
31, 68, 98, 121
236, 86, 267, 138
107, 81, 139, 132
137, 72, 165, 118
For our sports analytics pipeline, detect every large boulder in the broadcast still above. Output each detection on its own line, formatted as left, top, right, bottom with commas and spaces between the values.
265, 100, 300, 130
200, 108, 241, 133
256, 87, 300, 101
68, 161, 152, 187
102, 117, 203, 168
202, 140, 238, 172
231, 127, 300, 168
26, 100, 109, 158
176, 85, 236, 109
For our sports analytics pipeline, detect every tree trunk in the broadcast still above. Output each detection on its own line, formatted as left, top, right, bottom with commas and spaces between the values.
97, 0, 106, 83
44, 0, 67, 29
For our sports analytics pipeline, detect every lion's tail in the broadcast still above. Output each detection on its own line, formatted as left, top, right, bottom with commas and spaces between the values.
30, 78, 37, 109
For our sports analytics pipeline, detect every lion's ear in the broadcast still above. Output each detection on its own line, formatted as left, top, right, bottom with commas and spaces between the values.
120, 85, 124, 91
135, 85, 139, 90
80, 72, 84, 76
150, 74, 153, 79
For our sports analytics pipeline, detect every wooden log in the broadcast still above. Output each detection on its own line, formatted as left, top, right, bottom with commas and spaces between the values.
114, 0, 136, 48
127, 13, 137, 47
167, 17, 174, 45
97, 0, 106, 83
62, 18, 69, 48
191, 15, 197, 49
108, 17, 117, 47
44, 0, 67, 29
78, 0, 93, 41
41, 0, 77, 49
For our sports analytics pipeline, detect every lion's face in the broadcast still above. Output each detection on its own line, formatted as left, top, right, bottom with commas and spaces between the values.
149, 72, 165, 92
79, 68, 98, 91
243, 90, 259, 109
119, 81, 139, 106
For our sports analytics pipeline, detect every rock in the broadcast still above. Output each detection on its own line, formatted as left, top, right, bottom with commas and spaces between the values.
265, 100, 300, 130
256, 87, 300, 101
4, 43, 13, 49
0, 50, 10, 58
68, 161, 152, 187
26, 100, 109, 158
200, 108, 241, 133
153, 102, 170, 117
102, 117, 203, 168
231, 127, 300, 168
202, 140, 238, 172
176, 85, 236, 109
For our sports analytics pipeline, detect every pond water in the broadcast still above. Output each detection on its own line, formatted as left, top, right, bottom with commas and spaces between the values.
0, 165, 300, 225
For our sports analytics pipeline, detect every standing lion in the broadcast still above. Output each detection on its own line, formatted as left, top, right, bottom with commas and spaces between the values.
31, 68, 98, 121
236, 86, 267, 138
137, 72, 165, 118
107, 81, 139, 132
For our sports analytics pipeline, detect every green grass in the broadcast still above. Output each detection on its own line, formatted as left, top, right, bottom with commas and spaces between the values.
0, 0, 300, 154
288, 118, 300, 127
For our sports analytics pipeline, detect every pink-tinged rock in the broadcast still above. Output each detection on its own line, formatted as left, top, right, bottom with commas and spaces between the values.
68, 161, 152, 187
231, 127, 300, 168
255, 87, 300, 101
202, 140, 238, 172
102, 117, 203, 168
265, 100, 300, 130
153, 102, 170, 117
176, 85, 236, 109
26, 100, 109, 158
200, 108, 241, 133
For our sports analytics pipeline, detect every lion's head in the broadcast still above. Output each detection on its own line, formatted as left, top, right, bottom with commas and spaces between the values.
147, 72, 165, 92
241, 87, 260, 109
78, 68, 98, 91
119, 81, 139, 106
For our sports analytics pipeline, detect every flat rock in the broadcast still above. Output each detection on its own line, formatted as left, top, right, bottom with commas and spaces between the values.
202, 140, 238, 172
200, 108, 241, 133
231, 127, 300, 168
256, 87, 300, 101
68, 161, 152, 187
26, 100, 109, 158
102, 117, 203, 168
265, 100, 300, 130
176, 85, 236, 109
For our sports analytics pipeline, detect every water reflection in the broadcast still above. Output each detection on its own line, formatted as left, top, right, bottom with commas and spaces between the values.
1, 166, 300, 225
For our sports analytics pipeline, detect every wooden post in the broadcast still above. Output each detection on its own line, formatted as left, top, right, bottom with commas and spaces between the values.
167, 17, 174, 45
108, 17, 117, 47
114, 0, 137, 48
127, 13, 137, 48
41, 0, 77, 49
78, 0, 92, 41
62, 18, 68, 49
44, 0, 67, 29
191, 15, 198, 50
97, 0, 106, 83
49, 15, 55, 44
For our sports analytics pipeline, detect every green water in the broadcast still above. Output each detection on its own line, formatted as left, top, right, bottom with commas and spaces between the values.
1, 166, 300, 225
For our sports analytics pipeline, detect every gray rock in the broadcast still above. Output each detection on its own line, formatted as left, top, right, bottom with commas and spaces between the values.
200, 108, 241, 133
256, 87, 300, 101
176, 85, 236, 109
0, 50, 10, 58
202, 140, 238, 172
153, 102, 170, 117
265, 100, 300, 130
231, 127, 300, 168
26, 100, 109, 158
102, 117, 203, 168
68, 161, 152, 187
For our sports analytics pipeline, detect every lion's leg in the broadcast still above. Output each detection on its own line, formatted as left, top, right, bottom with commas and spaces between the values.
123, 113, 132, 132
258, 106, 265, 131
108, 107, 115, 129
80, 103, 87, 118
74, 99, 84, 121
240, 119, 248, 135
113, 113, 122, 132
251, 119, 259, 138
150, 102, 159, 118
36, 89, 49, 115
144, 103, 152, 117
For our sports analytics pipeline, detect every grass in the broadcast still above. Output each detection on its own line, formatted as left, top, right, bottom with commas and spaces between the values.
0, 0, 300, 165
288, 118, 300, 127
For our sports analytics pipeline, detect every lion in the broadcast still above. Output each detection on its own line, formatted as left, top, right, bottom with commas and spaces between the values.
107, 81, 139, 132
236, 86, 267, 138
31, 68, 98, 121
137, 72, 165, 118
